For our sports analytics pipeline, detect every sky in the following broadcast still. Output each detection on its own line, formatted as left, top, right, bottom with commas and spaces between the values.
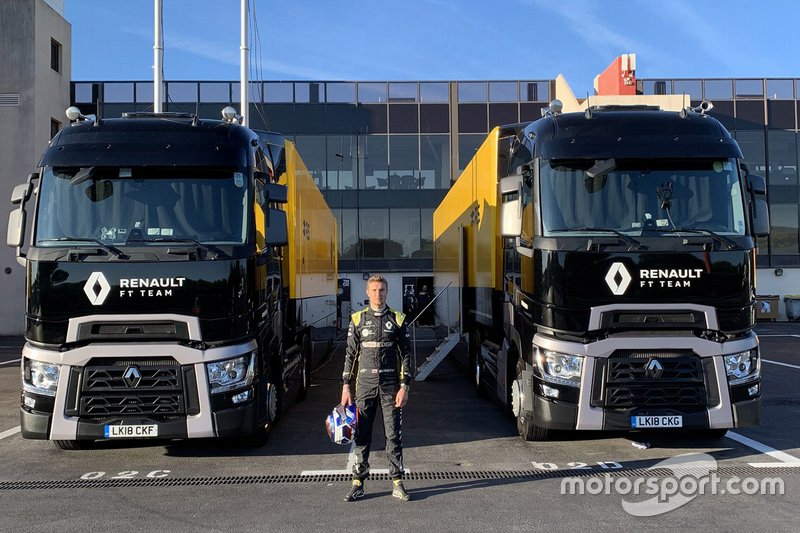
66, 0, 800, 96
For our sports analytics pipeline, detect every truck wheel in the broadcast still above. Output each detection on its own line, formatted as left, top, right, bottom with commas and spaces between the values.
513, 360, 550, 442
296, 336, 312, 402
54, 440, 91, 450
265, 369, 283, 427
469, 332, 485, 397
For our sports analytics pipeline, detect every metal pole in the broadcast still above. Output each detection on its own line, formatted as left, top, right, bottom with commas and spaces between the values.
153, 0, 163, 113
240, 0, 249, 127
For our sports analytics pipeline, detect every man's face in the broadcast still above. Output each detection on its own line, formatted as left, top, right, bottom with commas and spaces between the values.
366, 281, 387, 308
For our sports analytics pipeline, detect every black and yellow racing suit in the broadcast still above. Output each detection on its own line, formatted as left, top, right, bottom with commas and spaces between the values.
342, 306, 412, 481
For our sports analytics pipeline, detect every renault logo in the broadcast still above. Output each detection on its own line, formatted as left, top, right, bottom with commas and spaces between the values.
645, 358, 664, 379
122, 366, 142, 388
83, 272, 111, 306
605, 262, 632, 295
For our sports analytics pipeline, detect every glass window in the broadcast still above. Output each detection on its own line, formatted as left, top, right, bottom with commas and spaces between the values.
769, 205, 799, 255
389, 83, 418, 102
766, 79, 794, 100
389, 105, 418, 133
104, 83, 134, 103
490, 82, 518, 102
74, 83, 96, 103
231, 82, 266, 103
167, 82, 197, 103
458, 104, 487, 133
704, 79, 733, 100
361, 135, 388, 189
521, 81, 549, 102
419, 208, 433, 259
389, 135, 419, 190
390, 208, 421, 258
263, 103, 294, 133
360, 209, 389, 258
735, 79, 764, 99
767, 131, 798, 188
420, 135, 450, 189
326, 82, 356, 103
735, 100, 765, 129
326, 104, 358, 134
340, 209, 358, 259
734, 131, 766, 174
264, 82, 293, 103
673, 80, 702, 100
358, 83, 387, 103
327, 135, 357, 190
641, 80, 669, 95
295, 104, 325, 134
489, 103, 518, 128
293, 135, 327, 190
199, 82, 229, 102
420, 104, 449, 133
420, 82, 449, 103
767, 100, 795, 130
294, 82, 323, 103
458, 134, 485, 174
134, 82, 154, 103
358, 103, 387, 134
458, 82, 487, 103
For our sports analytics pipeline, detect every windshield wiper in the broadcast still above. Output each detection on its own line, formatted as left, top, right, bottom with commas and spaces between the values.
550, 227, 642, 250
150, 238, 229, 259
667, 228, 738, 251
40, 237, 127, 258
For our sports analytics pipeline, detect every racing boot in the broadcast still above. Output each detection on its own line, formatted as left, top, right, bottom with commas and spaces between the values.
344, 479, 364, 502
392, 479, 411, 501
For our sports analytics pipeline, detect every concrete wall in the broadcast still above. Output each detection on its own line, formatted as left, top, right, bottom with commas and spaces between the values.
0, 0, 70, 335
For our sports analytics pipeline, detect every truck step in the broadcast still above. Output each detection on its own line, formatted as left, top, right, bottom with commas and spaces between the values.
415, 333, 462, 381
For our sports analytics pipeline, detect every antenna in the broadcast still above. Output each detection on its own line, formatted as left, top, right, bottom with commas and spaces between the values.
153, 0, 163, 113
240, 0, 249, 127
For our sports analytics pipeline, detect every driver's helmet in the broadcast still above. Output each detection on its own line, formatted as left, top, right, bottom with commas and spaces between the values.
326, 403, 358, 445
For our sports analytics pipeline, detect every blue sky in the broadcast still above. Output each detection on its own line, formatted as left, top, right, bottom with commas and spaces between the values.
67, 0, 799, 95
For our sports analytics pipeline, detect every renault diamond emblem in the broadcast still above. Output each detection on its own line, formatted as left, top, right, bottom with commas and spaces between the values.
83, 272, 111, 306
122, 365, 142, 388
605, 262, 632, 295
645, 358, 664, 379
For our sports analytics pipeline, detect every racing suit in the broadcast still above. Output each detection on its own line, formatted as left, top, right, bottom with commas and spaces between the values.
342, 306, 412, 481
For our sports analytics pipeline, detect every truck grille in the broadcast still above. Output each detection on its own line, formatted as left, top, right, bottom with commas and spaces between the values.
79, 358, 185, 417
602, 351, 707, 409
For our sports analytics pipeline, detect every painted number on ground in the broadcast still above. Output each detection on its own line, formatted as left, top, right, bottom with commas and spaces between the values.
531, 461, 623, 471
80, 470, 171, 480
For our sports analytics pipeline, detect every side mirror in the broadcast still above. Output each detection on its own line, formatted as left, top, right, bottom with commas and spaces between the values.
7, 208, 25, 248
264, 183, 288, 204
10, 182, 32, 205
748, 175, 769, 237
265, 207, 288, 246
499, 174, 523, 237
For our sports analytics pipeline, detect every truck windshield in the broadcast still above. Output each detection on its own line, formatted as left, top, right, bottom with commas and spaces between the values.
35, 167, 249, 246
539, 159, 747, 237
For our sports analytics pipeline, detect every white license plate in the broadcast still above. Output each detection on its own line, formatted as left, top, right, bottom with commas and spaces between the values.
104, 424, 158, 438
631, 415, 683, 428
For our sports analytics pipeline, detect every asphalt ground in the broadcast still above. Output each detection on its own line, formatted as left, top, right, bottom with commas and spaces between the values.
0, 324, 798, 532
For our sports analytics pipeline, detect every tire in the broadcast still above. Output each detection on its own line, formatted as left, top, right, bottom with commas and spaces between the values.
296, 336, 312, 402
512, 359, 550, 442
468, 332, 485, 398
54, 440, 91, 450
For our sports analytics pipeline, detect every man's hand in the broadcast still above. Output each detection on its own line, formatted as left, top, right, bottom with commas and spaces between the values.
395, 387, 408, 408
341, 384, 353, 406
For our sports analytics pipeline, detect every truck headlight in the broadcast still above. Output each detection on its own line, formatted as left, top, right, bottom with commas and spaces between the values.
724, 349, 760, 385
23, 359, 60, 397
206, 353, 255, 393
536, 350, 583, 388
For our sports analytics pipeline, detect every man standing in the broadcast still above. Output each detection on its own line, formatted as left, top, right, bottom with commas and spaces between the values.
341, 275, 413, 502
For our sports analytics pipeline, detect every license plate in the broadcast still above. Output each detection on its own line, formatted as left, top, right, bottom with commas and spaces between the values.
104, 424, 158, 438
631, 415, 683, 428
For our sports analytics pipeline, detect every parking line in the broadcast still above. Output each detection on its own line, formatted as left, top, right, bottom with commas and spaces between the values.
727, 431, 800, 466
749, 462, 800, 468
0, 426, 21, 441
0, 359, 21, 366
758, 334, 800, 338
762, 359, 800, 371
301, 468, 411, 476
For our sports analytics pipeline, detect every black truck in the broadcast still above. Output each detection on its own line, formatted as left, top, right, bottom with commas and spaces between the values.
7, 109, 337, 448
434, 102, 770, 440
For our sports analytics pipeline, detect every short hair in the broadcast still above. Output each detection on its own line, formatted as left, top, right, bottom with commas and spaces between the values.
366, 274, 388, 288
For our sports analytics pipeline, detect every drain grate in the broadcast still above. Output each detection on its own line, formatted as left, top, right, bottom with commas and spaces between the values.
0, 465, 792, 491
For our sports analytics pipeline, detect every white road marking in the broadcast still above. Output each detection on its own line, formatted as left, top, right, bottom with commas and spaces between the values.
727, 431, 800, 465
762, 359, 800, 371
757, 334, 800, 338
748, 462, 800, 468
0, 359, 21, 366
0, 426, 21, 440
